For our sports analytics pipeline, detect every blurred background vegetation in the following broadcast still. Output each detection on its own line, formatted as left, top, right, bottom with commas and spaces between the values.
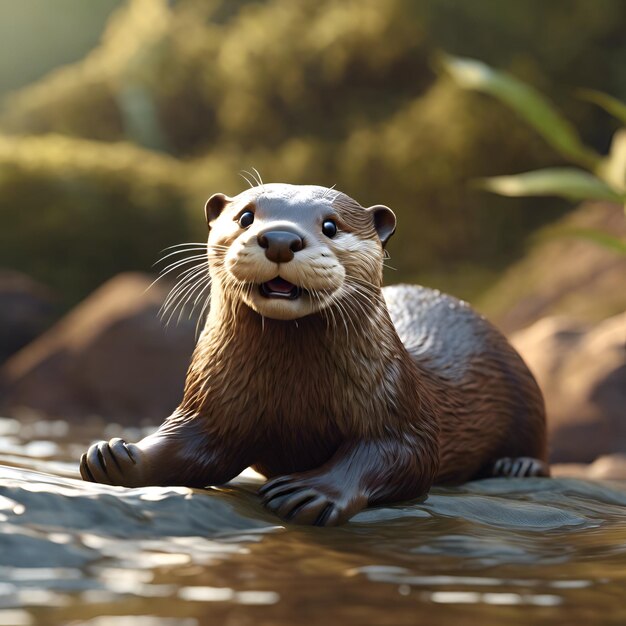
1, 0, 626, 311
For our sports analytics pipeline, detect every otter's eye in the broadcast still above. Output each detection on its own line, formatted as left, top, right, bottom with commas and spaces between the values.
322, 220, 337, 238
238, 211, 255, 228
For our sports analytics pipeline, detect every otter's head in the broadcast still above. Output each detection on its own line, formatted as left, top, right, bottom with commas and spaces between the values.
205, 183, 395, 321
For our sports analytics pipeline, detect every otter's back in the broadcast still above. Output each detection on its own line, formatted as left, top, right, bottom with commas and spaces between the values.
383, 284, 493, 383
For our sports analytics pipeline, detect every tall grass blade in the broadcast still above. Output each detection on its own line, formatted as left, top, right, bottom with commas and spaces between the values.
441, 54, 601, 170
479, 168, 624, 203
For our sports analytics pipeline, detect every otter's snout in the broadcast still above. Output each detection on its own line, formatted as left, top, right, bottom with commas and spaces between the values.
257, 230, 304, 263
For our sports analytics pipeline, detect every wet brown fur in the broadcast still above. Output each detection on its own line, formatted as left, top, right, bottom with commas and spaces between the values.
80, 184, 547, 526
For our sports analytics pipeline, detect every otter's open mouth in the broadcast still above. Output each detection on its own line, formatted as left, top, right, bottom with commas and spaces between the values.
260, 277, 302, 300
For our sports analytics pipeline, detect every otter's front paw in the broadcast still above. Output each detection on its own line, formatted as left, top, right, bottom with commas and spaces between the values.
492, 456, 550, 478
80, 438, 143, 487
259, 475, 367, 526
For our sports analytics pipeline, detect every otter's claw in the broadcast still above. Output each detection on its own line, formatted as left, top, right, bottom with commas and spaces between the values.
492, 456, 550, 478
260, 475, 366, 526
80, 438, 141, 486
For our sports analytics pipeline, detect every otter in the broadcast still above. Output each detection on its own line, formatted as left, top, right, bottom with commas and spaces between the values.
80, 183, 549, 526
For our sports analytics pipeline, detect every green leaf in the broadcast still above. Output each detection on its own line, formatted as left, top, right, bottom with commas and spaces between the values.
479, 168, 624, 202
542, 227, 626, 255
440, 54, 601, 170
578, 89, 626, 126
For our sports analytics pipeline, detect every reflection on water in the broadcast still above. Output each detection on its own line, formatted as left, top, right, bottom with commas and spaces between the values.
0, 416, 625, 625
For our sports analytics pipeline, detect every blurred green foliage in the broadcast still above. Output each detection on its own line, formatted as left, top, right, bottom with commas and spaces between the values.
443, 55, 626, 253
0, 0, 121, 95
0, 135, 192, 303
1, 0, 625, 306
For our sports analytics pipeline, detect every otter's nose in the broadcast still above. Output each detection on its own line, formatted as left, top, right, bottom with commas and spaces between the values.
257, 230, 304, 263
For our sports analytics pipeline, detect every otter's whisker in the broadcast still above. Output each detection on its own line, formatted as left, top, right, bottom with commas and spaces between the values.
159, 242, 208, 252
177, 272, 212, 326
179, 264, 213, 313
189, 272, 213, 312
223, 276, 247, 321
321, 183, 337, 201
341, 286, 372, 330
344, 274, 379, 290
194, 288, 213, 338
161, 280, 205, 327
153, 254, 208, 280
155, 244, 229, 264
291, 265, 331, 331
242, 169, 259, 187
154, 247, 208, 266
251, 167, 264, 189
317, 291, 334, 332
339, 294, 359, 337
164, 273, 211, 328
312, 284, 339, 332
343, 276, 377, 299
329, 288, 351, 337
160, 265, 210, 322
343, 279, 379, 321
239, 171, 256, 189
234, 282, 252, 320
171, 265, 211, 310
158, 260, 208, 299
147, 258, 208, 295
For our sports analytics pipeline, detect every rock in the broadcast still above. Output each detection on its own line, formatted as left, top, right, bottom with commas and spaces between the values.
480, 202, 626, 334
552, 454, 626, 481
549, 462, 589, 479
0, 270, 55, 364
511, 313, 626, 464
0, 273, 198, 425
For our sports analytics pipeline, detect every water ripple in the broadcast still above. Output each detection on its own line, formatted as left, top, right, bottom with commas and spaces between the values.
0, 418, 625, 625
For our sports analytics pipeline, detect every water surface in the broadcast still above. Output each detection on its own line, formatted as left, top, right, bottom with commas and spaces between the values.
0, 417, 624, 625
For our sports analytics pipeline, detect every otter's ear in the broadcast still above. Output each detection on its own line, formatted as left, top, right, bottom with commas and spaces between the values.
204, 193, 231, 226
367, 204, 396, 247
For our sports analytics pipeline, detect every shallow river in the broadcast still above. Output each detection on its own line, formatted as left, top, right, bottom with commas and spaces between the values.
0, 416, 624, 626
